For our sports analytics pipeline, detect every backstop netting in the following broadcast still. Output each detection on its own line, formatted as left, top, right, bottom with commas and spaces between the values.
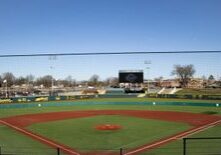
0, 52, 221, 155
0, 52, 220, 97
183, 137, 221, 155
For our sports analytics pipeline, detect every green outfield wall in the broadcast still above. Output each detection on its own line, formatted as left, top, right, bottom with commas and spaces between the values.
0, 94, 221, 109
147, 94, 221, 100
0, 95, 94, 104
0, 100, 220, 109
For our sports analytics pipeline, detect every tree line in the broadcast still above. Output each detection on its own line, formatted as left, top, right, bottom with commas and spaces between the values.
0, 64, 219, 88
0, 72, 119, 88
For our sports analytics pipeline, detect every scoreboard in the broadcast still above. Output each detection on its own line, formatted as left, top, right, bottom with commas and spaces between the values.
119, 70, 144, 83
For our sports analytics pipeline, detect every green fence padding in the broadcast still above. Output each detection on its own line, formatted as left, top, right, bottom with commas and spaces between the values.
0, 95, 95, 104
147, 94, 221, 100
0, 93, 220, 109
0, 101, 220, 109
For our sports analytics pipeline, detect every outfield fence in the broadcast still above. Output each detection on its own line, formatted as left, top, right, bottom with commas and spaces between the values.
0, 95, 95, 104
147, 93, 221, 100
1, 94, 221, 105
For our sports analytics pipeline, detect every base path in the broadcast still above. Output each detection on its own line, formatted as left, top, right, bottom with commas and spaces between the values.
1, 110, 221, 155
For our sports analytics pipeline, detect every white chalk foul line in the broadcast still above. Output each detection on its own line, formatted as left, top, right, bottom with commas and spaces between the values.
0, 120, 80, 155
124, 119, 221, 155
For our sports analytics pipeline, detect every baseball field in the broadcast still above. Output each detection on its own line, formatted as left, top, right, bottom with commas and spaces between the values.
0, 98, 221, 155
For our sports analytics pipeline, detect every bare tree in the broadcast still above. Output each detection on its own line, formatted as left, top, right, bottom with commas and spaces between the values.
36, 75, 54, 88
105, 77, 119, 87
1, 72, 16, 87
26, 74, 35, 84
65, 76, 76, 87
172, 64, 195, 87
15, 76, 27, 85
88, 74, 99, 86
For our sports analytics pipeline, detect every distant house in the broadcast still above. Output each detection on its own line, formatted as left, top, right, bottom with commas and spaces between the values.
187, 78, 204, 88
206, 81, 221, 88
160, 79, 180, 88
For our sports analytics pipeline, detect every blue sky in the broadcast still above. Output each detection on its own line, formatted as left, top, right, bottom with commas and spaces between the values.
0, 0, 221, 80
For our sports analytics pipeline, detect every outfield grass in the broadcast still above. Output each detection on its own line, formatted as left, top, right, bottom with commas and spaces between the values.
0, 104, 221, 119
28, 115, 190, 152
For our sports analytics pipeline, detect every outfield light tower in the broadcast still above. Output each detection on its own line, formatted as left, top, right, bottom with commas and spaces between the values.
144, 60, 151, 93
49, 55, 57, 96
50, 66, 54, 95
3, 79, 7, 98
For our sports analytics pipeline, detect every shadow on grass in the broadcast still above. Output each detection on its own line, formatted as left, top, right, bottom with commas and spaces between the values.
201, 111, 218, 115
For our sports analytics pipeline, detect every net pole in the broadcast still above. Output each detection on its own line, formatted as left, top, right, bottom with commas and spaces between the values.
183, 138, 186, 155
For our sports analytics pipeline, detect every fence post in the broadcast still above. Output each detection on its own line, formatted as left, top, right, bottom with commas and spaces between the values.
0, 146, 1, 155
120, 148, 123, 155
183, 138, 186, 155
57, 148, 60, 155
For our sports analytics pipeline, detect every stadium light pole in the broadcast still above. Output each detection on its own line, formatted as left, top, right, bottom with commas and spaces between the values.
3, 79, 7, 98
144, 61, 151, 93
49, 55, 57, 96
50, 66, 54, 96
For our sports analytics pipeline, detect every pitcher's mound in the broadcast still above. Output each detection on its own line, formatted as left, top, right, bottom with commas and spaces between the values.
95, 124, 122, 131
